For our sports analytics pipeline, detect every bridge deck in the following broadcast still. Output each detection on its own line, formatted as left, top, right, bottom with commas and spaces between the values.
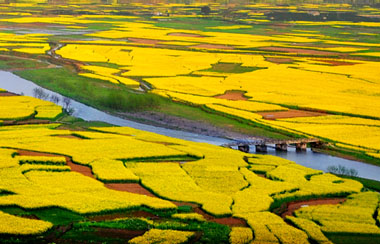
223, 138, 320, 147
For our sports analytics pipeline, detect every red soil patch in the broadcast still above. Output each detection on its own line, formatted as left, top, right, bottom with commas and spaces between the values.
105, 183, 157, 198
66, 160, 94, 178
258, 109, 326, 120
313, 59, 359, 66
194, 207, 247, 227
17, 149, 60, 158
281, 198, 346, 218
16, 149, 94, 178
192, 44, 234, 50
260, 46, 339, 56
128, 38, 160, 45
0, 92, 18, 96
168, 32, 205, 38
265, 57, 294, 64
95, 228, 146, 240
215, 90, 248, 101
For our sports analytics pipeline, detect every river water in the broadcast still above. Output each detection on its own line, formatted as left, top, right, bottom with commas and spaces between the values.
1, 70, 380, 181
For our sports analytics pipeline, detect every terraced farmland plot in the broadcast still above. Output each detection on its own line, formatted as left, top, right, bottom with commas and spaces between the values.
0, 91, 379, 243
1, 1, 380, 243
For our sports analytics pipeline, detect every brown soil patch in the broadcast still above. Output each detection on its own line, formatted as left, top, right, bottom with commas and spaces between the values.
66, 160, 94, 178
16, 149, 95, 178
17, 149, 61, 158
0, 92, 18, 96
265, 57, 294, 64
168, 32, 205, 38
105, 183, 157, 198
313, 59, 359, 66
260, 46, 339, 56
128, 38, 160, 45
2, 119, 51, 126
192, 44, 234, 50
215, 90, 248, 101
95, 228, 146, 240
258, 109, 326, 120
281, 198, 346, 218
194, 207, 247, 227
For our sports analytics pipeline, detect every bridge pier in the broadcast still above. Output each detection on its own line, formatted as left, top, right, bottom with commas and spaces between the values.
255, 144, 267, 153
310, 141, 322, 149
296, 142, 307, 152
275, 143, 287, 152
238, 144, 250, 153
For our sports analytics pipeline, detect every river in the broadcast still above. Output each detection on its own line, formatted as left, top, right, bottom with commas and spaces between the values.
1, 70, 380, 181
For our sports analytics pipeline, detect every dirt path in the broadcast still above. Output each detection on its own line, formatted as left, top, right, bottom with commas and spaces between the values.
281, 198, 346, 218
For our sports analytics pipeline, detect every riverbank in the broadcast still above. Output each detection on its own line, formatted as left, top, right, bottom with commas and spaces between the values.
2, 67, 380, 175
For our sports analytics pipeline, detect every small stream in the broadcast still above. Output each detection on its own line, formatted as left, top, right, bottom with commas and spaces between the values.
1, 70, 380, 181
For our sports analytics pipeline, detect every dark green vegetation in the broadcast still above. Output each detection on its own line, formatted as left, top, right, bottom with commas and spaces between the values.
314, 145, 380, 167
0, 54, 47, 70
338, 175, 380, 192
70, 218, 230, 244
13, 66, 292, 140
14, 68, 163, 112
0, 205, 230, 243
1, 207, 84, 226
325, 233, 380, 244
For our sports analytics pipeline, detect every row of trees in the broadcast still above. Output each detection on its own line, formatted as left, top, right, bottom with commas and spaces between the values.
33, 87, 74, 115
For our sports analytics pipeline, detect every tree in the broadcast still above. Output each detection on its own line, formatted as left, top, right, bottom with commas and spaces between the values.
201, 6, 211, 15
49, 94, 60, 104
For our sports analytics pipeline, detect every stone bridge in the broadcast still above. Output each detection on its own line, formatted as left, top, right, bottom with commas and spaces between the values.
222, 138, 322, 153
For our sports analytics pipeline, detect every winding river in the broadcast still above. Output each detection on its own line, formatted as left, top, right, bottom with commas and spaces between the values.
1, 70, 380, 181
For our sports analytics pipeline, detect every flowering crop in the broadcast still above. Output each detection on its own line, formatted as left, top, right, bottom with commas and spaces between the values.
128, 229, 194, 244
0, 211, 53, 235
35, 105, 62, 120
16, 155, 67, 165
229, 227, 253, 244
286, 216, 332, 244
171, 213, 205, 222
90, 158, 139, 183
